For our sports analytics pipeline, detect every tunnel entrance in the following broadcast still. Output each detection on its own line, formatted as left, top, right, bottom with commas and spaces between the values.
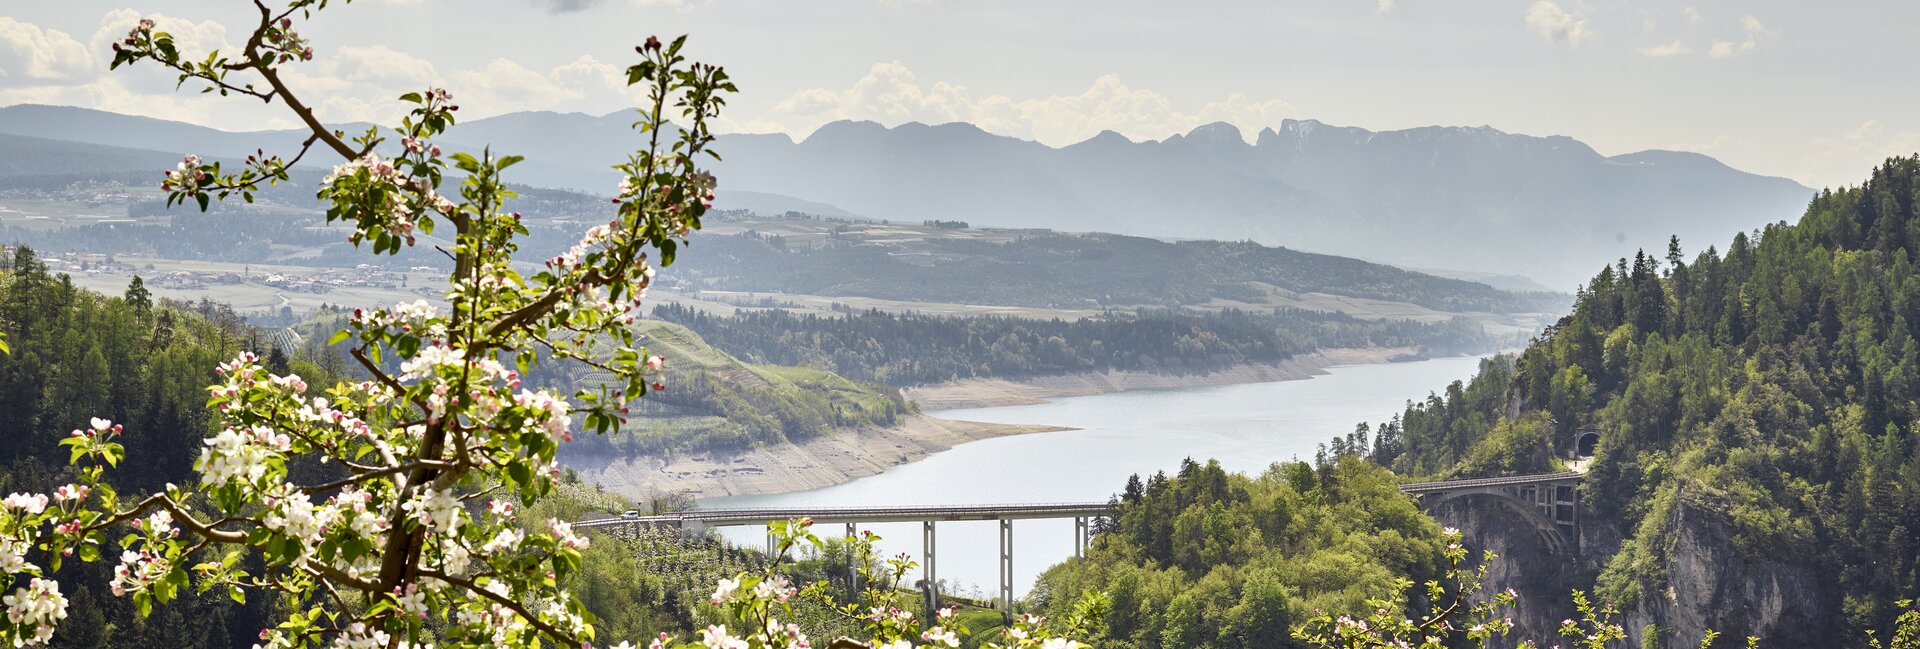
1576, 432, 1600, 457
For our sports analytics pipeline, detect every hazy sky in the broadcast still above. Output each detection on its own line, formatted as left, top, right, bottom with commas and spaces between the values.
3, 0, 1918, 188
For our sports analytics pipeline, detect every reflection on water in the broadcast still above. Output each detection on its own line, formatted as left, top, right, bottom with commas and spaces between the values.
706, 355, 1488, 597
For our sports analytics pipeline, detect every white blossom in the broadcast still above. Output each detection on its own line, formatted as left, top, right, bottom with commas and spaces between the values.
2, 578, 66, 646
1, 494, 46, 515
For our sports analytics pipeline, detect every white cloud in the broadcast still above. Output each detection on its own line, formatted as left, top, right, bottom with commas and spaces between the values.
453, 59, 581, 112
1709, 15, 1773, 59
1525, 1, 1589, 47
90, 10, 231, 61
1636, 39, 1693, 59
632, 0, 702, 11
278, 46, 444, 123
1800, 121, 1920, 189
1684, 7, 1704, 24
0, 12, 278, 132
0, 17, 93, 84
330, 45, 439, 87
754, 62, 1297, 146
0, 7, 652, 132
90, 10, 237, 95
533, 0, 604, 13
445, 55, 641, 118
1373, 0, 1396, 15
1676, 134, 1742, 154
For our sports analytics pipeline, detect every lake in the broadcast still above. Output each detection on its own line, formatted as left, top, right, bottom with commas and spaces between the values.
705, 354, 1489, 599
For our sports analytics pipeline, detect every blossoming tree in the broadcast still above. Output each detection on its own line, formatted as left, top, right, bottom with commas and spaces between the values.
0, 0, 743, 646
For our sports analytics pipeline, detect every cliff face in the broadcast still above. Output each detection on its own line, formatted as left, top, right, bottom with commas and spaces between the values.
1429, 496, 1582, 649
1615, 498, 1834, 649
1434, 495, 1836, 649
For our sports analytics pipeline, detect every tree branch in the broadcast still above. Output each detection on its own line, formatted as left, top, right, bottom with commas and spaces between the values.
419, 569, 581, 644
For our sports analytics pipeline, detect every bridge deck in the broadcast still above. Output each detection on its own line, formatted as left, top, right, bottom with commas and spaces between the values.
1399, 471, 1582, 494
575, 502, 1114, 529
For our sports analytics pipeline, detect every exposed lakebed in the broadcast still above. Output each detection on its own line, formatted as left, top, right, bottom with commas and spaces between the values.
704, 354, 1489, 597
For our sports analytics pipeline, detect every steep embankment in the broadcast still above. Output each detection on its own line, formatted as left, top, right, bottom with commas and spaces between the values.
554, 320, 1064, 498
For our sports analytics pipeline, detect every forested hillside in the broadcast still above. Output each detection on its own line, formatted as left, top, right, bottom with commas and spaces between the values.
0, 246, 310, 647
1358, 157, 1920, 644
673, 225, 1564, 313
1033, 457, 1452, 649
654, 303, 1485, 386
0, 249, 817, 647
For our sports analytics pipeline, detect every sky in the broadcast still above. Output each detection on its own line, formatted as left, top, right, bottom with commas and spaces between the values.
3, 0, 1918, 189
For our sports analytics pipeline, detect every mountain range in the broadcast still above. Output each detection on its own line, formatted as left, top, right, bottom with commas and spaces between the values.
0, 104, 1815, 288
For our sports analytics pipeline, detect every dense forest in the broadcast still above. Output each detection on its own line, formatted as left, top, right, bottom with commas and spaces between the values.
653, 303, 1489, 386
670, 227, 1565, 313
1033, 457, 1452, 649
0, 245, 310, 648
1344, 158, 1920, 643
0, 247, 769, 647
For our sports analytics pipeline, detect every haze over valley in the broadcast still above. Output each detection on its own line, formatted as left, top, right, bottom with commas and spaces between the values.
0, 104, 1816, 289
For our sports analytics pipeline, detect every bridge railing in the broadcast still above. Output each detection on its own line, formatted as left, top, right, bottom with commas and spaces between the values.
575, 502, 1114, 529
1399, 471, 1582, 494
576, 501, 1114, 623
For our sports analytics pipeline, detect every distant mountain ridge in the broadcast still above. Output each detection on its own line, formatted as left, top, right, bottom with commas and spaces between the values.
0, 104, 1814, 287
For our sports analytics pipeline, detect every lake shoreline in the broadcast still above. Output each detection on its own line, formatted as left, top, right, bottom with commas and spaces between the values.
903, 346, 1419, 410
569, 415, 1072, 500
572, 346, 1420, 499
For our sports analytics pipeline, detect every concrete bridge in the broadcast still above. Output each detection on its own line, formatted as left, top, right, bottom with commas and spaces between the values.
576, 472, 1583, 619
576, 502, 1112, 619
1399, 471, 1583, 555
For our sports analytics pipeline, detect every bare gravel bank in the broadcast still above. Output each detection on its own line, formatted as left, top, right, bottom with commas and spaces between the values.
572, 347, 1414, 499
902, 347, 1416, 410
568, 415, 1069, 499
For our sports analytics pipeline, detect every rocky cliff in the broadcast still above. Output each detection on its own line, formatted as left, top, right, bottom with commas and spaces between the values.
1433, 491, 1835, 648
1612, 494, 1835, 649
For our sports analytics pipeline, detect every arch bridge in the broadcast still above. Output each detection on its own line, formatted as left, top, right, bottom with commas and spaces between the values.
1399, 471, 1583, 555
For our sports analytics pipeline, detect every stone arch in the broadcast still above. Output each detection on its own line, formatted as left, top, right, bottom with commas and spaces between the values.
1421, 491, 1568, 556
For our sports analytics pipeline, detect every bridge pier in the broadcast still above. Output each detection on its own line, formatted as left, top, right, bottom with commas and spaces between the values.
999, 518, 1013, 623
922, 520, 937, 616
846, 522, 858, 594
1073, 516, 1088, 559
572, 501, 1116, 623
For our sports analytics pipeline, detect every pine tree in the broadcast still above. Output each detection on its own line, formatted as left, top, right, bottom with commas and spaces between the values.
124, 276, 152, 315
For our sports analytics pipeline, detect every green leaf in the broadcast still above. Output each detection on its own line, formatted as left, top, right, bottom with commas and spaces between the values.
327, 329, 351, 346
